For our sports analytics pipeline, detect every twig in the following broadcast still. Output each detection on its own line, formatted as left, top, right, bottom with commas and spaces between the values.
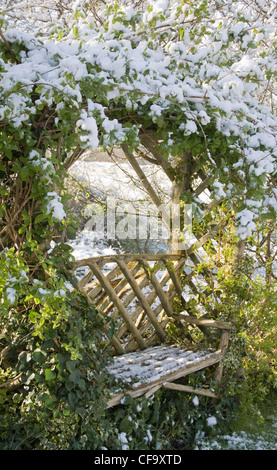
0, 373, 23, 391
0, 29, 19, 64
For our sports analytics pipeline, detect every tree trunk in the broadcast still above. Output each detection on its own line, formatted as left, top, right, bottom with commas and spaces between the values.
171, 151, 192, 254
171, 181, 184, 254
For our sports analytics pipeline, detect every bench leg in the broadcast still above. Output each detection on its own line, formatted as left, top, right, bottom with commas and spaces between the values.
214, 330, 231, 382
214, 364, 223, 382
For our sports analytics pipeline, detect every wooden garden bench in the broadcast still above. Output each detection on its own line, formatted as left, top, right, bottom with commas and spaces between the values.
73, 253, 233, 408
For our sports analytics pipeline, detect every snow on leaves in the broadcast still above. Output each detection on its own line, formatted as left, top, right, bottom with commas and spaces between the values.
0, 0, 277, 237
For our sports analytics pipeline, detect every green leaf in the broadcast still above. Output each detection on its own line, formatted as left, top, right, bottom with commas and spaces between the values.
68, 391, 77, 407
66, 360, 78, 373
20, 165, 30, 180
69, 369, 86, 390
29, 310, 39, 322
45, 396, 56, 410
45, 369, 56, 381
120, 416, 132, 433
33, 348, 47, 364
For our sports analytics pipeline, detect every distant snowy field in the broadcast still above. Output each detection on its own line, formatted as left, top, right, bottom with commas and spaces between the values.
68, 156, 174, 259
70, 158, 171, 204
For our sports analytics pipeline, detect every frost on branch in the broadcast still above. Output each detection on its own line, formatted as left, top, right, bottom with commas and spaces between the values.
45, 192, 66, 222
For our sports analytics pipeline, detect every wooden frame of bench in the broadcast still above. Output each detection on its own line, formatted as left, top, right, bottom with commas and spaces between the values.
106, 315, 233, 408
73, 254, 234, 408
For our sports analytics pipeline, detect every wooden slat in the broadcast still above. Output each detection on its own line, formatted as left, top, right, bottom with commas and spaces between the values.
98, 262, 143, 314
115, 275, 151, 336
73, 253, 186, 269
81, 263, 123, 300
103, 326, 125, 355
105, 349, 223, 408
172, 314, 234, 330
116, 261, 172, 345
98, 275, 130, 312
89, 261, 147, 350
116, 259, 167, 342
145, 384, 162, 398
164, 258, 186, 299
124, 286, 176, 353
163, 382, 217, 398
77, 269, 95, 289
86, 284, 103, 301
130, 349, 222, 390
194, 176, 212, 197
213, 329, 230, 383
106, 385, 154, 408
139, 258, 174, 318
121, 272, 149, 307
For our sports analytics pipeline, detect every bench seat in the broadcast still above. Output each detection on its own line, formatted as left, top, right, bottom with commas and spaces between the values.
106, 344, 223, 408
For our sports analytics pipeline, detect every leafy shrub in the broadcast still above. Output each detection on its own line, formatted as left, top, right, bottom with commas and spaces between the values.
0, 244, 117, 450
180, 226, 277, 418
101, 385, 238, 451
0, 241, 239, 450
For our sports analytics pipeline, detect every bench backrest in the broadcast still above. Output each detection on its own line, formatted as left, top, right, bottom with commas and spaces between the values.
73, 253, 233, 355
74, 253, 190, 353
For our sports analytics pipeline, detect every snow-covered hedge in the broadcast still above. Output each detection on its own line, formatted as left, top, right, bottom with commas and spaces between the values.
1, 0, 277, 243
0, 0, 277, 450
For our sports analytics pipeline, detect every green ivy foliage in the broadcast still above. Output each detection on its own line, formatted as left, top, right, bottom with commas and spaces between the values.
0, 245, 117, 449
175, 223, 277, 415
0, 0, 277, 449
101, 386, 236, 451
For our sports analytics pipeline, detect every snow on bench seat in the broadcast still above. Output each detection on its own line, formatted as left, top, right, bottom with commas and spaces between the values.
106, 345, 222, 407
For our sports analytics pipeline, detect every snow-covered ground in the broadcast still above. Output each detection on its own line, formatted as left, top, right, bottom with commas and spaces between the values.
194, 419, 277, 450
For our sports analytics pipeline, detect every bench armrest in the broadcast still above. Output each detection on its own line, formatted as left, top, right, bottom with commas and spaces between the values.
172, 313, 233, 358
172, 313, 234, 331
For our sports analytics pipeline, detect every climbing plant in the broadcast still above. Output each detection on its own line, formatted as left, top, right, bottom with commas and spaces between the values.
0, 0, 277, 449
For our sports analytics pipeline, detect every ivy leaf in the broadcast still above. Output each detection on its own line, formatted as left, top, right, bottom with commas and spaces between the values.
66, 360, 78, 373
69, 369, 86, 390
45, 369, 56, 381
45, 396, 56, 410
119, 416, 132, 433
33, 348, 47, 364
